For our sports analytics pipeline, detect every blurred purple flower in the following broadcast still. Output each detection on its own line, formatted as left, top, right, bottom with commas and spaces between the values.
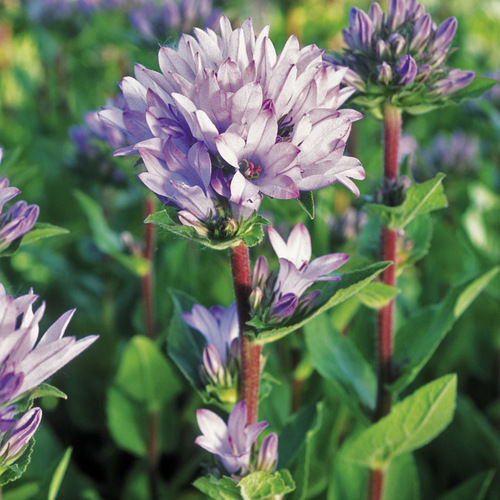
182, 302, 238, 364
0, 285, 98, 403
333, 0, 474, 99
0, 150, 39, 251
256, 432, 278, 473
195, 401, 267, 475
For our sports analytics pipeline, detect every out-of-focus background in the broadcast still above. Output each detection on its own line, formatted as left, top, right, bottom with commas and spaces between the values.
0, 0, 498, 498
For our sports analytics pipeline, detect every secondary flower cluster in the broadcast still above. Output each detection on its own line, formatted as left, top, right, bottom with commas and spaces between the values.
98, 16, 364, 237
0, 149, 39, 252
250, 223, 349, 324
0, 285, 97, 473
182, 303, 239, 405
195, 401, 277, 477
331, 0, 474, 105
130, 0, 220, 44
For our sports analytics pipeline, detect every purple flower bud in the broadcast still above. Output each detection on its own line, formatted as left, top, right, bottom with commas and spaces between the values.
298, 289, 321, 313
203, 344, 224, 385
416, 64, 431, 82
256, 432, 278, 472
433, 69, 475, 96
397, 55, 418, 85
405, 0, 425, 22
376, 39, 388, 59
368, 2, 384, 31
0, 408, 42, 466
349, 8, 374, 48
252, 256, 269, 289
410, 14, 432, 52
377, 62, 393, 85
431, 17, 457, 52
388, 33, 406, 57
249, 286, 264, 311
387, 0, 405, 31
270, 293, 299, 321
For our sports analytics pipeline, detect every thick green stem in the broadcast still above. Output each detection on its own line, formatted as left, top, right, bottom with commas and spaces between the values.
230, 242, 261, 425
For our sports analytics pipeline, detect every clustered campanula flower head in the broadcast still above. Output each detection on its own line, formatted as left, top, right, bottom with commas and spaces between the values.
330, 0, 475, 112
250, 223, 349, 324
0, 149, 39, 253
0, 285, 97, 471
98, 16, 364, 239
195, 401, 277, 477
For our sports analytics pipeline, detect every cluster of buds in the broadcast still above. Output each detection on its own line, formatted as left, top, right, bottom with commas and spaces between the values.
182, 303, 239, 406
195, 401, 278, 477
250, 224, 349, 325
330, 0, 474, 110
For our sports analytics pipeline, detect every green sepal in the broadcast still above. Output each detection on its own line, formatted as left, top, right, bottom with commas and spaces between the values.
366, 173, 447, 230
146, 208, 270, 249
26, 383, 68, 401
239, 470, 295, 499
298, 191, 315, 219
0, 439, 35, 486
342, 375, 457, 469
250, 261, 390, 345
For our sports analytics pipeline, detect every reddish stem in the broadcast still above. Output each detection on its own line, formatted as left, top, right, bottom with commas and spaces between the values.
143, 197, 156, 339
368, 469, 384, 500
230, 242, 261, 425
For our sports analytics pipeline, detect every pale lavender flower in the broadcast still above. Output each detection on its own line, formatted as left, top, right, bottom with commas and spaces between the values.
256, 432, 278, 472
0, 407, 41, 467
0, 285, 98, 403
98, 15, 364, 207
334, 0, 474, 101
0, 151, 39, 251
195, 401, 268, 475
182, 303, 238, 364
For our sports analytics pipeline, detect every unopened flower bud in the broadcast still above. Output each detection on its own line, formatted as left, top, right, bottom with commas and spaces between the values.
377, 62, 393, 85
178, 210, 209, 236
203, 344, 224, 385
405, 0, 425, 22
416, 64, 431, 82
270, 293, 298, 321
368, 2, 384, 31
388, 33, 406, 57
256, 433, 278, 473
387, 0, 405, 31
298, 290, 321, 313
430, 17, 457, 52
397, 55, 418, 85
376, 39, 387, 59
349, 8, 374, 48
252, 256, 269, 288
222, 217, 238, 237
249, 286, 264, 311
410, 14, 432, 52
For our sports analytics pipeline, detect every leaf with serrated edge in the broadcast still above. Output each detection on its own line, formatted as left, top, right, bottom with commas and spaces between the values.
366, 174, 447, 230
193, 475, 241, 500
390, 268, 499, 393
343, 375, 457, 469
0, 439, 35, 486
239, 470, 295, 500
253, 262, 390, 345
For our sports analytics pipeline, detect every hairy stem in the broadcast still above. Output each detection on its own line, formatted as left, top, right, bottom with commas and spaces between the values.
370, 104, 401, 500
230, 242, 261, 425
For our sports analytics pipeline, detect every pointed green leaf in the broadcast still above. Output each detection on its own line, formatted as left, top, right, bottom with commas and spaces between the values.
48, 447, 72, 500
398, 214, 433, 272
239, 470, 295, 500
366, 174, 447, 230
193, 475, 241, 500
357, 282, 400, 309
342, 375, 457, 469
20, 223, 69, 246
439, 470, 495, 500
254, 262, 390, 345
391, 267, 500, 393
28, 383, 67, 401
305, 315, 376, 418
298, 191, 315, 219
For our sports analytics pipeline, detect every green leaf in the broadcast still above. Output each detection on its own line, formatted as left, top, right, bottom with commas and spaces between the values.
305, 315, 376, 418
357, 282, 400, 309
366, 173, 447, 230
439, 470, 495, 500
193, 475, 241, 500
342, 374, 457, 469
0, 440, 35, 486
114, 335, 182, 411
398, 214, 433, 272
109, 252, 150, 277
449, 76, 498, 102
167, 289, 205, 391
254, 262, 390, 345
239, 470, 295, 500
391, 267, 500, 393
27, 383, 67, 401
20, 223, 69, 246
404, 104, 440, 115
146, 210, 268, 249
298, 191, 315, 219
106, 386, 147, 457
48, 447, 72, 500
383, 453, 420, 500
3, 482, 40, 500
